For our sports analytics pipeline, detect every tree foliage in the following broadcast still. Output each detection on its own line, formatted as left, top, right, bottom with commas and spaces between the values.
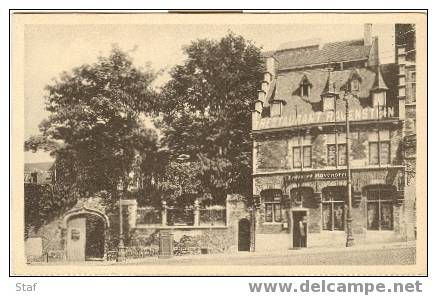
25, 47, 160, 201
157, 32, 264, 203
24, 183, 77, 238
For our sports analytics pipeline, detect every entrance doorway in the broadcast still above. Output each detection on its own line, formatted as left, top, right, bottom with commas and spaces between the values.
66, 214, 106, 261
238, 218, 251, 251
85, 215, 105, 260
292, 211, 307, 248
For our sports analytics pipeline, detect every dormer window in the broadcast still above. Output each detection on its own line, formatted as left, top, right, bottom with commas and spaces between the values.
270, 99, 286, 117
300, 75, 312, 97
323, 96, 335, 112
372, 91, 387, 118
373, 92, 386, 108
270, 101, 282, 117
351, 79, 360, 91
348, 70, 362, 92
301, 82, 310, 97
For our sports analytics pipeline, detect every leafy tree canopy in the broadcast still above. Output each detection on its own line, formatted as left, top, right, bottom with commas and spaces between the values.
157, 32, 264, 203
25, 47, 160, 199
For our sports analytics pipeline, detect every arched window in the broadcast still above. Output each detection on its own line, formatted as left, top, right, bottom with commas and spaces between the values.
290, 187, 314, 207
365, 185, 395, 230
261, 189, 282, 223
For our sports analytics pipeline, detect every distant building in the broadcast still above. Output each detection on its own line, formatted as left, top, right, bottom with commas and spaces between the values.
24, 162, 55, 184
251, 24, 416, 250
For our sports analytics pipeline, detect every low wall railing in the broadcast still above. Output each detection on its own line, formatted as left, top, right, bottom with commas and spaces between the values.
136, 201, 226, 227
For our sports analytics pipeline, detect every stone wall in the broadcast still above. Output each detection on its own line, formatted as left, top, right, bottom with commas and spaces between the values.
124, 194, 251, 255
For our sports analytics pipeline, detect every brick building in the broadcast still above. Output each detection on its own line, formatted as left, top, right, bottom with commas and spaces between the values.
251, 25, 416, 251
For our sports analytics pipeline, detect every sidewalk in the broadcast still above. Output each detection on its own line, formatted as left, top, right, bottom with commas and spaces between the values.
117, 240, 416, 265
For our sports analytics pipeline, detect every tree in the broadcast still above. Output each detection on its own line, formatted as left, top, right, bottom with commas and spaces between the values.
25, 47, 160, 207
157, 32, 264, 204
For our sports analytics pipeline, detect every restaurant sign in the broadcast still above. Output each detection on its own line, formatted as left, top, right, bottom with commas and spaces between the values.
260, 107, 395, 128
284, 170, 347, 184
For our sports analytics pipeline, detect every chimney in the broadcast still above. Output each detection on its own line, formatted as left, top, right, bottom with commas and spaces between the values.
364, 23, 373, 46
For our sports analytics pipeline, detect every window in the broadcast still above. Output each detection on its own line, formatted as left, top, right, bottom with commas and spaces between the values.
323, 96, 335, 112
265, 202, 281, 223
369, 141, 390, 165
351, 79, 360, 91
322, 187, 346, 231
303, 146, 312, 168
338, 144, 347, 166
366, 187, 394, 230
293, 146, 312, 168
293, 147, 301, 168
300, 78, 312, 97
262, 190, 282, 223
327, 144, 346, 166
373, 92, 386, 108
270, 101, 282, 117
31, 172, 38, 183
411, 83, 416, 102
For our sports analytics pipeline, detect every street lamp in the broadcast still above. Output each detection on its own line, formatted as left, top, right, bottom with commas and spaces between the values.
117, 179, 126, 261
343, 91, 355, 247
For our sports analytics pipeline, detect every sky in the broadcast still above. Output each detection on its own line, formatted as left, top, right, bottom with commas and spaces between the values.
24, 23, 395, 163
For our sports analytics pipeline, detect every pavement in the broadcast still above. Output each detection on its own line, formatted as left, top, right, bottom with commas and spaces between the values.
31, 241, 416, 266
118, 240, 416, 266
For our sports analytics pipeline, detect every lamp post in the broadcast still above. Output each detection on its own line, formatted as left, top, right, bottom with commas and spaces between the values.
343, 92, 355, 247
117, 179, 126, 261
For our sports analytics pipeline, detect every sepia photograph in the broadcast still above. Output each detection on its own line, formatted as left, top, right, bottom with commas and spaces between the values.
10, 11, 427, 276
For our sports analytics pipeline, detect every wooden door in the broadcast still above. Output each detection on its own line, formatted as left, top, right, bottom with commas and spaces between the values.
67, 217, 86, 261
238, 218, 251, 251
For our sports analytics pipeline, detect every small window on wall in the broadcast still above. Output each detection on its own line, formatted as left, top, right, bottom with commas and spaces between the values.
366, 186, 394, 230
265, 203, 282, 223
262, 190, 282, 223
369, 141, 390, 165
351, 79, 360, 91
293, 146, 312, 168
327, 144, 346, 166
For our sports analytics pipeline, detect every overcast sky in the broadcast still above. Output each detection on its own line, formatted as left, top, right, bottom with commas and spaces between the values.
24, 23, 395, 163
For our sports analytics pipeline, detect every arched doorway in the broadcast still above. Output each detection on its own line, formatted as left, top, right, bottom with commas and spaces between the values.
238, 218, 251, 251
63, 209, 109, 261
85, 215, 105, 260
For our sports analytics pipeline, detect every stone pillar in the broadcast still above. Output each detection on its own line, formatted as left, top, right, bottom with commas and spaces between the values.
252, 100, 263, 130
161, 200, 167, 226
194, 199, 200, 226
226, 194, 250, 252
121, 199, 138, 229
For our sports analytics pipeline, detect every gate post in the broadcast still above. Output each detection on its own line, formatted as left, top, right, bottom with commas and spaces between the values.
159, 229, 173, 259
194, 199, 200, 226
161, 200, 168, 226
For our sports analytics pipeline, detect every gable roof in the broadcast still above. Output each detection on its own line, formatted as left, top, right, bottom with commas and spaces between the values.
275, 39, 371, 70
256, 65, 395, 131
